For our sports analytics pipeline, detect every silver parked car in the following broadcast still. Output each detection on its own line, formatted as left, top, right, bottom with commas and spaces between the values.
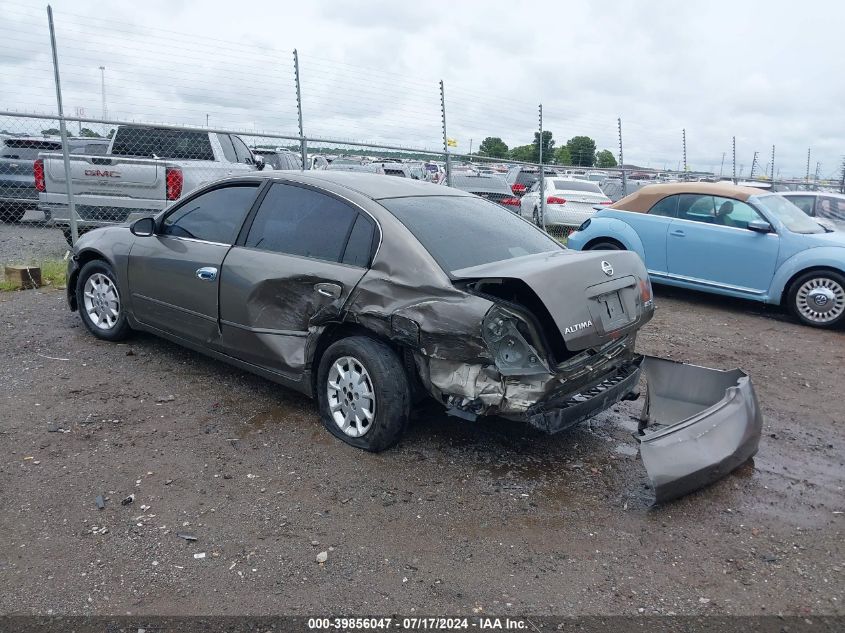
779, 191, 845, 231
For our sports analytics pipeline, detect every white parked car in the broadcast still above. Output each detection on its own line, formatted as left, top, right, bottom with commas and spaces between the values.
519, 177, 612, 229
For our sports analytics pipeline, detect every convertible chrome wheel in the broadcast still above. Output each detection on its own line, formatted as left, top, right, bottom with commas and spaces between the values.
327, 356, 376, 438
795, 276, 845, 324
83, 272, 121, 330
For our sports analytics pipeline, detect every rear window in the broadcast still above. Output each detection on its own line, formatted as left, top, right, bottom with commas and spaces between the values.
516, 171, 539, 186
1, 139, 61, 160
381, 195, 561, 273
110, 127, 214, 160
551, 180, 602, 193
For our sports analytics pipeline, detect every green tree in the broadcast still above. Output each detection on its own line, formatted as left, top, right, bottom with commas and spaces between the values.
477, 137, 509, 158
595, 149, 617, 168
41, 128, 60, 136
510, 144, 534, 162
554, 146, 572, 165
78, 127, 102, 138
566, 135, 597, 167
531, 130, 554, 163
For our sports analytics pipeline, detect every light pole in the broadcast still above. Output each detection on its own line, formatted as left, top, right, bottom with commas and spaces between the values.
98, 65, 106, 121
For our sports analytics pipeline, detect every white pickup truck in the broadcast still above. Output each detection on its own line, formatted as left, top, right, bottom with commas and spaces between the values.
37, 125, 264, 243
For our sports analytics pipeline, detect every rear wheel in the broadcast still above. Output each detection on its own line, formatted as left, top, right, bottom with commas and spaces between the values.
76, 260, 131, 341
317, 336, 410, 452
587, 240, 623, 251
787, 270, 845, 328
532, 207, 540, 226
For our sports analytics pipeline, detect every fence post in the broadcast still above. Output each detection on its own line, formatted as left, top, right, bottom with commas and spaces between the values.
805, 148, 811, 187
732, 136, 737, 184
682, 128, 687, 173
617, 117, 627, 196
538, 104, 545, 230
840, 157, 845, 194
293, 49, 307, 170
439, 80, 451, 187
47, 5, 79, 245
770, 145, 776, 191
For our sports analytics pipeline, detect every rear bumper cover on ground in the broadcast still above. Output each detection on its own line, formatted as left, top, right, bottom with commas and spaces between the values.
636, 356, 763, 503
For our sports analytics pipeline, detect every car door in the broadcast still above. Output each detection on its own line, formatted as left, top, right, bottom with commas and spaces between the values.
127, 182, 262, 346
218, 182, 376, 379
666, 194, 779, 293
614, 194, 678, 274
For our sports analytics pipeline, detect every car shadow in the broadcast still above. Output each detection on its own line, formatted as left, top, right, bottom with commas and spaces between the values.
651, 283, 792, 323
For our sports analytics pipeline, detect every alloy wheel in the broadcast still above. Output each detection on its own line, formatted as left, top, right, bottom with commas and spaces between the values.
326, 356, 376, 437
83, 272, 121, 330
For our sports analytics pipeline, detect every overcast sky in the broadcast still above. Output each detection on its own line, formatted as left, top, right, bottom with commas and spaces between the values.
2, 0, 843, 178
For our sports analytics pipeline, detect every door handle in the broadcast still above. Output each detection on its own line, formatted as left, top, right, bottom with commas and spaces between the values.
196, 266, 218, 281
670, 229, 686, 237
314, 282, 342, 299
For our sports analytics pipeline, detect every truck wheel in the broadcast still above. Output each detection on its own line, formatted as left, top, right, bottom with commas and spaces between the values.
787, 270, 845, 328
76, 260, 131, 341
317, 336, 410, 452
62, 228, 73, 246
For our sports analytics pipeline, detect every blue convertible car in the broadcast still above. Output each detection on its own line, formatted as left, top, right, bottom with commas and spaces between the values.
568, 182, 845, 328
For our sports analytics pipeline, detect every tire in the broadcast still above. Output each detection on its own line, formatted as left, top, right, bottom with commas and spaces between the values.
75, 259, 131, 341
532, 207, 540, 226
62, 228, 74, 246
588, 240, 623, 251
316, 336, 410, 452
787, 270, 845, 329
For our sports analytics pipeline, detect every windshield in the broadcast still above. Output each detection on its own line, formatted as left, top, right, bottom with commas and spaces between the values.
753, 194, 825, 234
381, 195, 561, 273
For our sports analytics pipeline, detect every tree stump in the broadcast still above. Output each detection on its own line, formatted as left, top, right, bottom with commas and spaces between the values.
4, 266, 42, 289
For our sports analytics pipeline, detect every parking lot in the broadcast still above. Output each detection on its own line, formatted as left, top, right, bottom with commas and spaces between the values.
1, 224, 843, 616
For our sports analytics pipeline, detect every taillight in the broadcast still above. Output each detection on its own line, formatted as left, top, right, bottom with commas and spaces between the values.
639, 278, 653, 304
165, 167, 183, 201
547, 196, 567, 204
499, 197, 521, 206
511, 183, 526, 194
600, 200, 613, 205
34, 159, 45, 192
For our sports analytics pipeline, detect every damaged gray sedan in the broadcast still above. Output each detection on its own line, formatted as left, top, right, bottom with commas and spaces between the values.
67, 172, 760, 500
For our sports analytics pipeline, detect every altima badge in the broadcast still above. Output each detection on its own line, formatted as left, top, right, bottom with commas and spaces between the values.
601, 261, 614, 276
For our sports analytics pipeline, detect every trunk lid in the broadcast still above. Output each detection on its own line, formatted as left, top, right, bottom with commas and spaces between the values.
452, 249, 653, 351
42, 153, 163, 198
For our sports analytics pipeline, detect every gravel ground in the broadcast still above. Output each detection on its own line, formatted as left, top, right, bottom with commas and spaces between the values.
0, 228, 843, 617
0, 219, 69, 272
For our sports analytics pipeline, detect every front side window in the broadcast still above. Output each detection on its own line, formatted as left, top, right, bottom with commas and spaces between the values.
231, 136, 254, 165
648, 195, 679, 218
162, 184, 259, 244
217, 134, 237, 163
244, 183, 363, 263
712, 196, 763, 229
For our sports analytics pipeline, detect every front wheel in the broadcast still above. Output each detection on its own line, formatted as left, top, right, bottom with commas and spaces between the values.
317, 336, 410, 452
76, 260, 131, 341
0, 205, 25, 223
787, 270, 845, 328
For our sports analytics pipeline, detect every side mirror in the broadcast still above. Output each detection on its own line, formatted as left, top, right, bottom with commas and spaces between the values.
253, 155, 266, 171
130, 216, 156, 237
747, 219, 773, 234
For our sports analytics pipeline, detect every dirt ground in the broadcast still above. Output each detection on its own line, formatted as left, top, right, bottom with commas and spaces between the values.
0, 226, 843, 617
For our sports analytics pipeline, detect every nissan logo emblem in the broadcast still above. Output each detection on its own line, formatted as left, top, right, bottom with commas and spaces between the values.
601, 261, 614, 276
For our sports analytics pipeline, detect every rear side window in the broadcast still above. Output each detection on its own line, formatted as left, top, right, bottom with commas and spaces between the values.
111, 127, 214, 160
162, 184, 259, 244
244, 183, 360, 263
342, 214, 376, 267
648, 195, 679, 218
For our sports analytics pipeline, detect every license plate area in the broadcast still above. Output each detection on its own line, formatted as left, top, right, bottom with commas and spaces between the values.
598, 291, 629, 329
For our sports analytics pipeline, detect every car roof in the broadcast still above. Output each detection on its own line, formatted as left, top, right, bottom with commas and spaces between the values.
248, 170, 472, 200
611, 182, 765, 212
